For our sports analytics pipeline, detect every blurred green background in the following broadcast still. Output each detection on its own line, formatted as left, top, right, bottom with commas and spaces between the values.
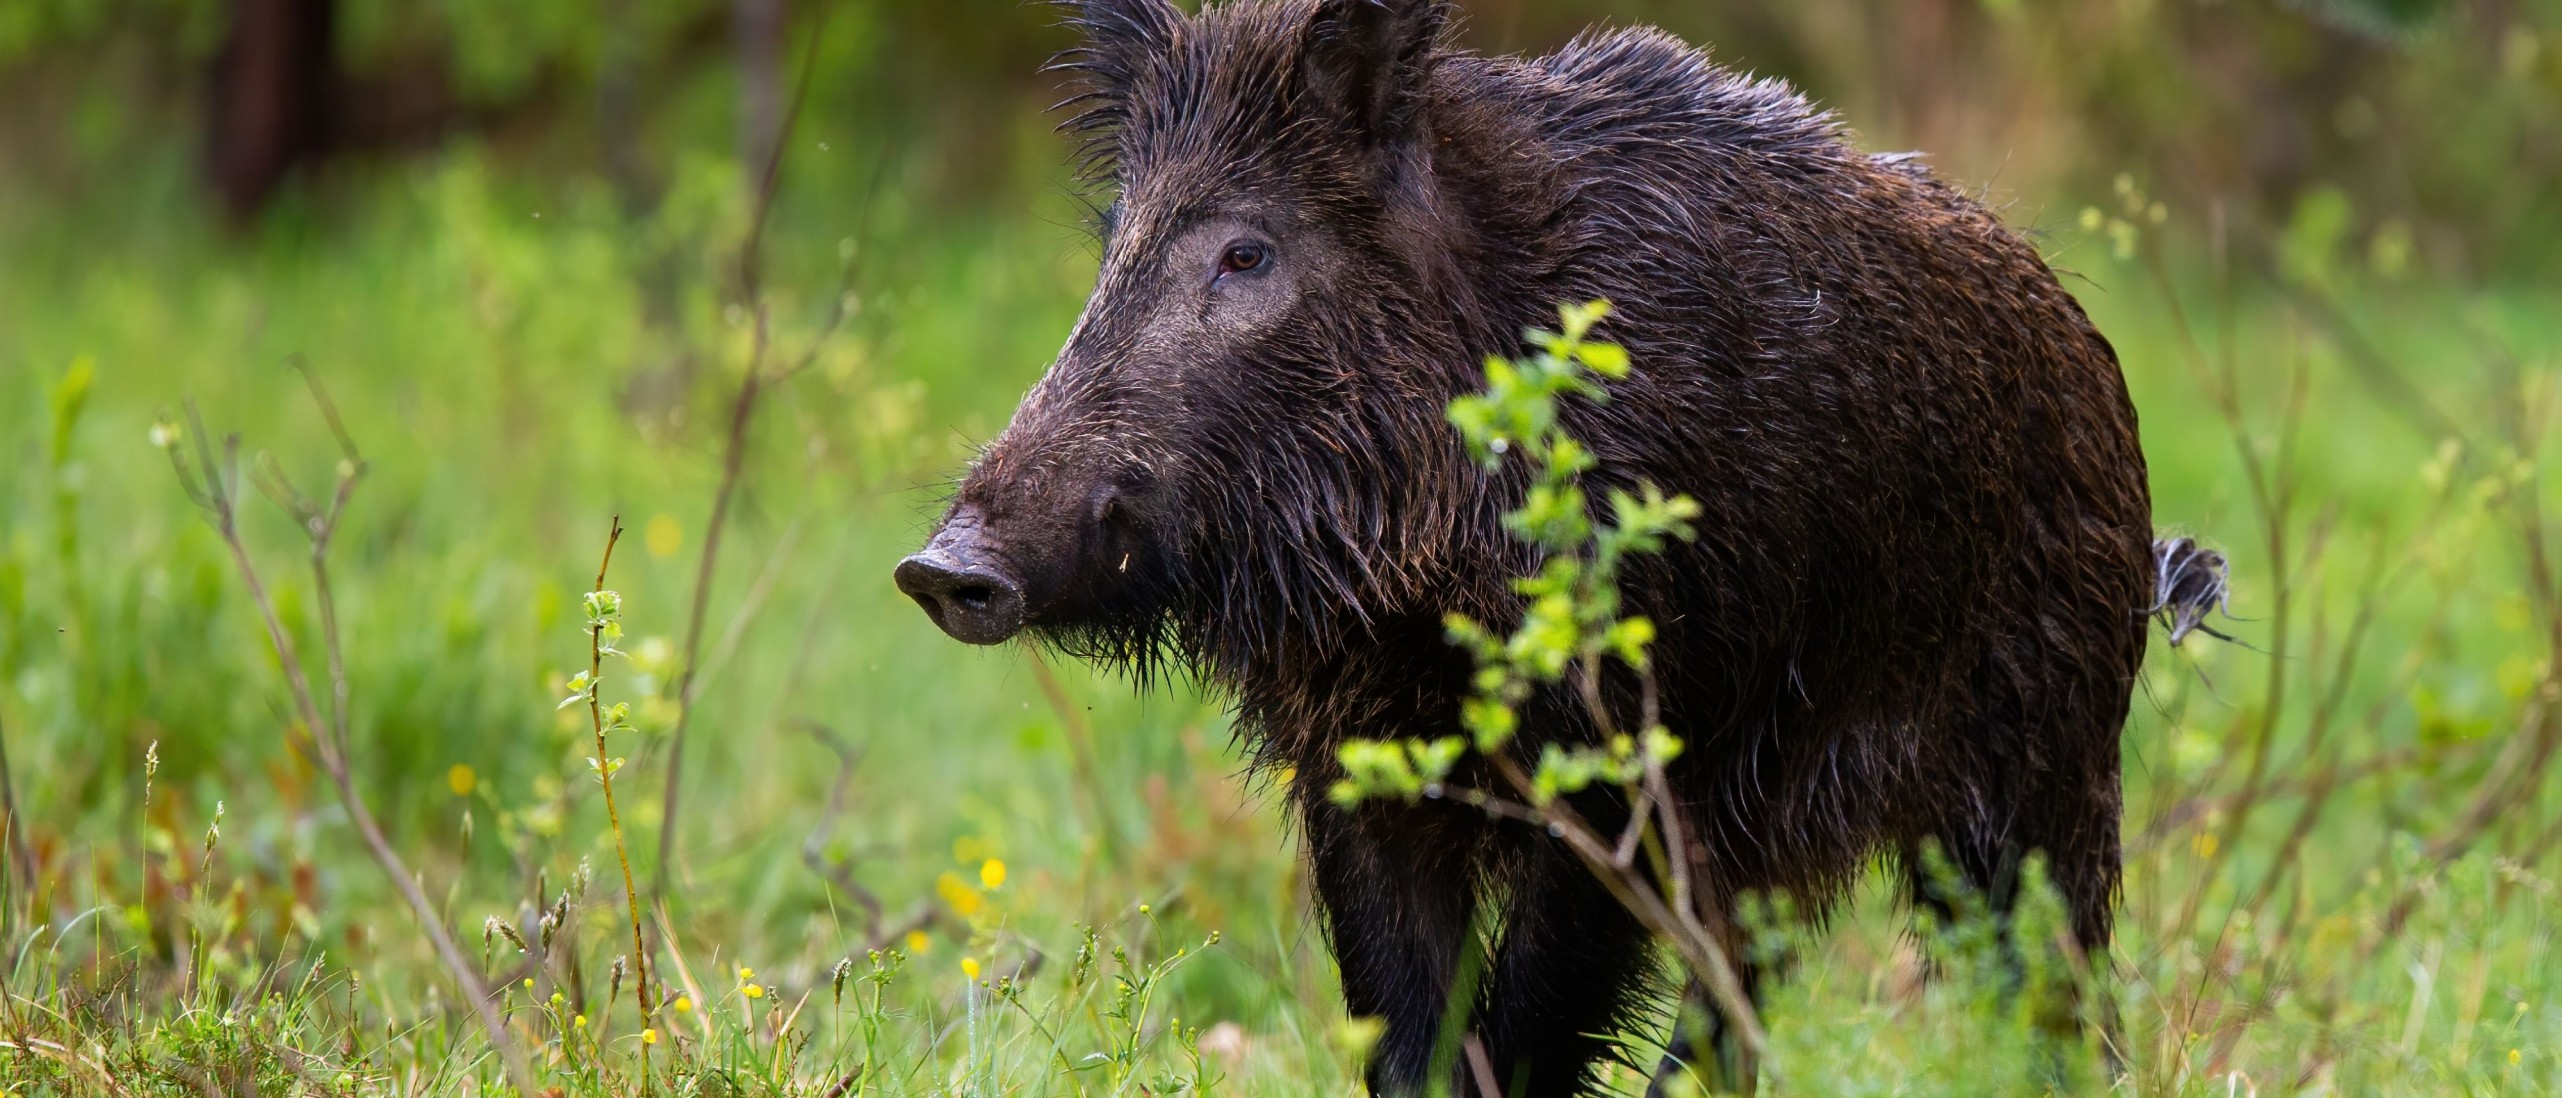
0, 0, 2558, 1093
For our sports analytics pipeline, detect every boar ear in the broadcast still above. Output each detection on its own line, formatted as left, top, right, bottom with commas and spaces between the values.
1299, 0, 1448, 146
1050, 0, 1183, 176
1053, 0, 1181, 92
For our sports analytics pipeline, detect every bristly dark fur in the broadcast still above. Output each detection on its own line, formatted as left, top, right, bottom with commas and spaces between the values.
922, 2, 2167, 1093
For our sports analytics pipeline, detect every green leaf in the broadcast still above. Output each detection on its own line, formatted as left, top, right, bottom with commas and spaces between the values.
1463, 698, 1518, 752
1407, 737, 1467, 783
1607, 616, 1657, 668
1328, 780, 1367, 810
49, 355, 95, 471
1576, 341, 1630, 379
1642, 727, 1685, 766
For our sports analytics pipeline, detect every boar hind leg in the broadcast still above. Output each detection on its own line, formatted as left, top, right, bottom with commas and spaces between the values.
1905, 746, 2121, 1072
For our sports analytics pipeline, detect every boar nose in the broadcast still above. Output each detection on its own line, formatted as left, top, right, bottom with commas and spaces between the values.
895, 544, 1026, 646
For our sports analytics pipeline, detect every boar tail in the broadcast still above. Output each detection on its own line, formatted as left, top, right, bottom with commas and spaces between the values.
2146, 536, 2233, 646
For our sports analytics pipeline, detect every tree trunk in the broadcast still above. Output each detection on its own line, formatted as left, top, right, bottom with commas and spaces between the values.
209, 0, 335, 220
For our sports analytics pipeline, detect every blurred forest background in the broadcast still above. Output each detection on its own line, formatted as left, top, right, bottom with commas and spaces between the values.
0, 0, 2558, 1093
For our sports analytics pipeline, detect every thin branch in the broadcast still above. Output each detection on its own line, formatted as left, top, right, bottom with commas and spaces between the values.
653, 9, 863, 910
165, 381, 531, 1093
799, 719, 886, 934
654, 359, 756, 907
1483, 751, 1769, 1077
1462, 1034, 1503, 1098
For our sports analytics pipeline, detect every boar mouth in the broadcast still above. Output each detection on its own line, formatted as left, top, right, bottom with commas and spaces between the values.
894, 526, 1029, 646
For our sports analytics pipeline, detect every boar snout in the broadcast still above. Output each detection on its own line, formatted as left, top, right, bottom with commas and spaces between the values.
895, 512, 1026, 645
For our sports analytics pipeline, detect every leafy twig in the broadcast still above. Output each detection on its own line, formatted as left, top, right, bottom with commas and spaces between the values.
1333, 302, 1769, 1076
569, 517, 658, 1088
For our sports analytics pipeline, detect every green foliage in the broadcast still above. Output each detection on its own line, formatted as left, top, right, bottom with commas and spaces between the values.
1335, 302, 1697, 815
992, 920, 1225, 1094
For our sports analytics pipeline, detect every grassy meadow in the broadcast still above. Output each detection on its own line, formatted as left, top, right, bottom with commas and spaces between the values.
2, 7, 2561, 1095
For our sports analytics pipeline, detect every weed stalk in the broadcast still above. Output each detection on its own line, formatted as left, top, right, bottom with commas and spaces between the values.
159, 368, 534, 1093
582, 516, 658, 1090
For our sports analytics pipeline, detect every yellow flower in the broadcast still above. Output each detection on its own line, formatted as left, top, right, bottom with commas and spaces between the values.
936, 872, 984, 917
573, 1014, 587, 1029
522, 978, 535, 991
641, 1027, 659, 1046
645, 514, 684, 558
961, 957, 982, 981
737, 966, 754, 982
905, 929, 932, 954
672, 996, 693, 1014
979, 858, 1008, 890
447, 764, 476, 797
742, 983, 764, 1000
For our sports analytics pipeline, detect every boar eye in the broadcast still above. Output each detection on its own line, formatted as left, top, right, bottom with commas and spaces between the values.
1217, 242, 1269, 278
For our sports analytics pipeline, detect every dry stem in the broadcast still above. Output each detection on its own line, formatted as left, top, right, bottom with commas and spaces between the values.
166, 377, 532, 1093
653, 9, 875, 909
1429, 741, 1770, 1081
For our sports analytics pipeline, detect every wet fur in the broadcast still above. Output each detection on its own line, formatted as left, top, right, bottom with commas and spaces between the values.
956, 1, 2159, 1092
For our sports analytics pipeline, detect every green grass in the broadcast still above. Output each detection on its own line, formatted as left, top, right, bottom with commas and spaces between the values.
0, 131, 2557, 1095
